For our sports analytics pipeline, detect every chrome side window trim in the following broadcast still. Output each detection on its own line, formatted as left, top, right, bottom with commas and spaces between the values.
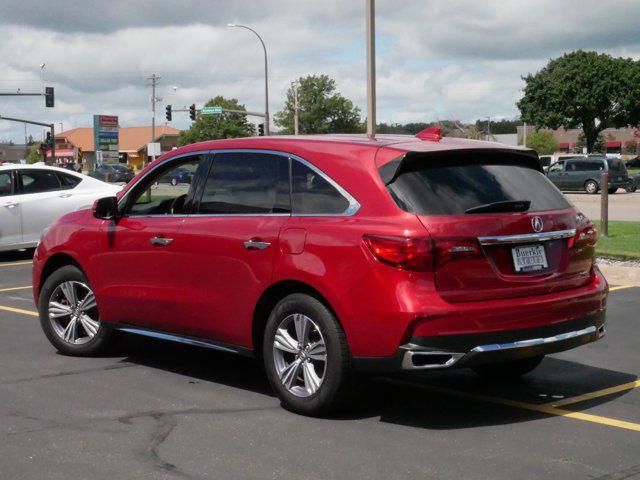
118, 148, 361, 218
477, 229, 576, 246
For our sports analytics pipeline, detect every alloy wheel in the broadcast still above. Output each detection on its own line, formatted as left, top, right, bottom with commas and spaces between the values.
48, 281, 99, 345
272, 313, 327, 397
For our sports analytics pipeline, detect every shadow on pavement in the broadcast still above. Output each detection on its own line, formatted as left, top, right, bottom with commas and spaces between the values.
115, 333, 638, 430
0, 249, 35, 263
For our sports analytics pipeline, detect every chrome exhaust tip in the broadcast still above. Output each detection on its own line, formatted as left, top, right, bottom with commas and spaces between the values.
401, 350, 465, 370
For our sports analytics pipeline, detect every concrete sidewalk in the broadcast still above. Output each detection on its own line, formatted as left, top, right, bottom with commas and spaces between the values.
597, 258, 640, 286
567, 191, 640, 222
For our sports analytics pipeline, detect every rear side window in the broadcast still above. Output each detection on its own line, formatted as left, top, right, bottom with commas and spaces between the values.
383, 158, 571, 215
0, 171, 13, 197
291, 161, 349, 214
199, 152, 290, 214
57, 172, 82, 189
20, 169, 62, 194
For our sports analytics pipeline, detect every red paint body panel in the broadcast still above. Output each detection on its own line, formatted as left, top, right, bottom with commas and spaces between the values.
33, 135, 608, 361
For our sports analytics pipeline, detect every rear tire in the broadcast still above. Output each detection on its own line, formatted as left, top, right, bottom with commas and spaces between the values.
263, 294, 351, 416
38, 265, 113, 356
607, 187, 618, 194
472, 356, 544, 380
585, 180, 599, 194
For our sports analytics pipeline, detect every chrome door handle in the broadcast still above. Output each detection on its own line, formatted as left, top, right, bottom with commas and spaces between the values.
4, 202, 18, 209
150, 237, 173, 246
59, 193, 72, 198
243, 240, 271, 250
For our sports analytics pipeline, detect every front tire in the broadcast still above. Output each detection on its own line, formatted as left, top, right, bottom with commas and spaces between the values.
263, 294, 351, 416
585, 180, 599, 194
38, 265, 113, 356
472, 356, 544, 380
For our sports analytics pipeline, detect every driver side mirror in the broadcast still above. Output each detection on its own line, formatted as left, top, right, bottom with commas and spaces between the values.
92, 196, 119, 220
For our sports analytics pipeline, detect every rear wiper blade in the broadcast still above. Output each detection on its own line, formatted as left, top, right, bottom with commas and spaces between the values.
465, 200, 531, 215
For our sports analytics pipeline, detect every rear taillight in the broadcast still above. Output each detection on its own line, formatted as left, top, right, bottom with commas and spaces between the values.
570, 224, 597, 248
363, 235, 481, 271
363, 235, 434, 271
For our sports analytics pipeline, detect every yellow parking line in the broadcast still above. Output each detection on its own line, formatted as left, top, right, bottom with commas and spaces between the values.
0, 305, 38, 317
0, 261, 32, 267
544, 380, 640, 408
0, 285, 31, 292
388, 380, 640, 433
609, 285, 635, 292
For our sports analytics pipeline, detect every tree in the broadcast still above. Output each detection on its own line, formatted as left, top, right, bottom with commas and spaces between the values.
275, 75, 363, 134
26, 134, 35, 146
26, 144, 42, 164
474, 118, 522, 135
178, 96, 255, 146
525, 131, 559, 155
518, 51, 640, 153
576, 132, 604, 153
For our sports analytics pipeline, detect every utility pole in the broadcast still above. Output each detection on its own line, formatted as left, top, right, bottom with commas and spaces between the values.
366, 0, 376, 138
486, 116, 491, 141
292, 80, 299, 135
523, 122, 527, 147
148, 73, 161, 164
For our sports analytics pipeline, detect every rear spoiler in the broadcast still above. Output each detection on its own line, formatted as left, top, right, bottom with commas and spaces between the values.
378, 148, 542, 186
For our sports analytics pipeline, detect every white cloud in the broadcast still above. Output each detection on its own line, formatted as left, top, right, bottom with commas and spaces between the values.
0, 0, 639, 141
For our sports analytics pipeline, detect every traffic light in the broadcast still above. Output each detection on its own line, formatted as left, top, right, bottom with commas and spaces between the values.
189, 104, 196, 121
165, 105, 172, 121
258, 123, 265, 136
45, 87, 54, 107
45, 131, 52, 145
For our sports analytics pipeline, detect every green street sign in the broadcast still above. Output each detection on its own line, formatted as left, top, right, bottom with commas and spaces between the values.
201, 107, 223, 115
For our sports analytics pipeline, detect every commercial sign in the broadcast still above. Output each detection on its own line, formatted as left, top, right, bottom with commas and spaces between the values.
93, 115, 119, 165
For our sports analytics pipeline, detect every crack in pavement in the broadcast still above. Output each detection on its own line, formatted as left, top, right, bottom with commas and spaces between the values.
592, 464, 640, 480
119, 406, 279, 480
0, 362, 135, 385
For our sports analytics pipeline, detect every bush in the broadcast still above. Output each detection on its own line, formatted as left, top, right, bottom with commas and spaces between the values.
526, 131, 558, 155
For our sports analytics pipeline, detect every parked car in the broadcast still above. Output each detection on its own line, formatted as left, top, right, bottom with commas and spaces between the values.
625, 173, 639, 193
0, 164, 121, 252
546, 156, 629, 193
156, 166, 194, 186
625, 156, 640, 169
88, 164, 135, 183
538, 155, 552, 172
33, 133, 607, 416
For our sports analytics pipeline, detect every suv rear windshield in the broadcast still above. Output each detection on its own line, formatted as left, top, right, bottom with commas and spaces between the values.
607, 158, 626, 172
382, 158, 571, 215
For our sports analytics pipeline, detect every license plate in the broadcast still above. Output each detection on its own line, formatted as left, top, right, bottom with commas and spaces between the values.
511, 244, 548, 272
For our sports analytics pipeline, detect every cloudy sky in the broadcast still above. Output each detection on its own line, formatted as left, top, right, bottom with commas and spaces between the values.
1, 0, 639, 142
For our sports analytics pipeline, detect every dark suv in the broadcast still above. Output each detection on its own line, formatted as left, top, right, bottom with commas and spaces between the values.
547, 156, 628, 194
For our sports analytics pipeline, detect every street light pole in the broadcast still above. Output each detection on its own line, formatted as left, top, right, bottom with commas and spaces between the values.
228, 24, 270, 135
365, 0, 376, 138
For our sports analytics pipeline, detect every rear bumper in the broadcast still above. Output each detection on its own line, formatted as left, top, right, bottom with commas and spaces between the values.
353, 310, 606, 373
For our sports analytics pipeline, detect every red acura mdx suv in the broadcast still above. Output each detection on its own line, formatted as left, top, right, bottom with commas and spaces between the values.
33, 131, 608, 415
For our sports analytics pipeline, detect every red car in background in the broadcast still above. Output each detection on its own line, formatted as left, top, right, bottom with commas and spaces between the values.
33, 131, 607, 415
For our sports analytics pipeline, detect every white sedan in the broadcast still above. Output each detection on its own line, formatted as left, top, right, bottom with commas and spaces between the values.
0, 164, 122, 252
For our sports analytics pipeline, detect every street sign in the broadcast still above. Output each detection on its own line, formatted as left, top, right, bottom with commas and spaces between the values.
93, 115, 119, 165
201, 107, 223, 115
147, 142, 162, 157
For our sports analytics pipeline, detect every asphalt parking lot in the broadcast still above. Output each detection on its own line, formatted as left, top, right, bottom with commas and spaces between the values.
1, 251, 639, 480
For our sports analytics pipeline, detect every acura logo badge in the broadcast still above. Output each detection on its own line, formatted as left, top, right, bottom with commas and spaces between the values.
531, 216, 544, 232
